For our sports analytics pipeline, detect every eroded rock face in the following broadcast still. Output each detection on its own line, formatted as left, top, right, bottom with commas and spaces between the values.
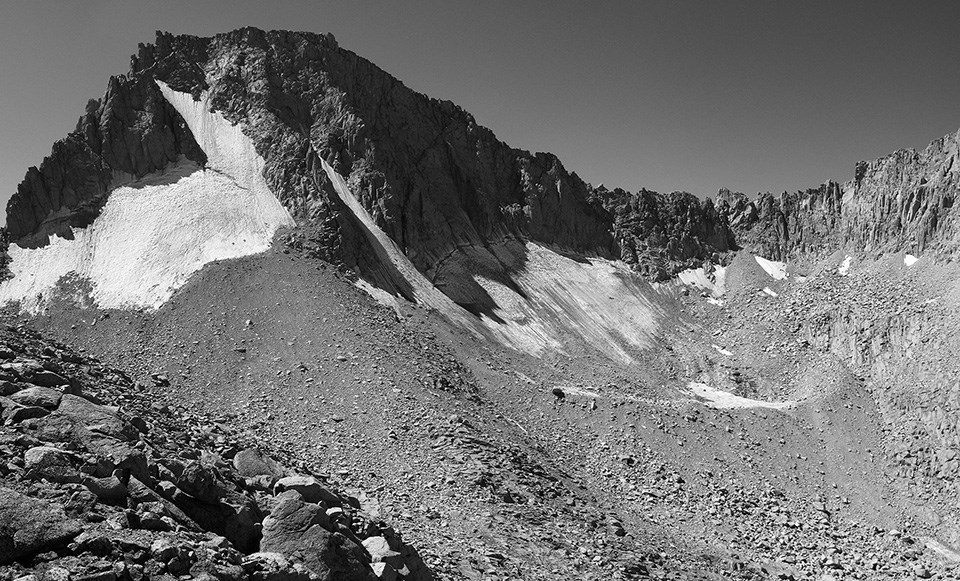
716, 130, 960, 261
1, 27, 734, 291
6, 74, 206, 247
4, 26, 960, 296
0, 486, 83, 564
597, 187, 736, 279
0, 324, 428, 581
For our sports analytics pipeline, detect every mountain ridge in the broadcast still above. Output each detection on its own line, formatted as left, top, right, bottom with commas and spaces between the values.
5, 28, 959, 290
4, 26, 960, 581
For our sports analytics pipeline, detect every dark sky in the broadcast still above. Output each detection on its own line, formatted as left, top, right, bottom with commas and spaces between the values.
2, 1, 959, 214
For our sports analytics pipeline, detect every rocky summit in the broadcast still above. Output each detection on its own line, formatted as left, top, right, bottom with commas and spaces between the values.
1, 26, 960, 581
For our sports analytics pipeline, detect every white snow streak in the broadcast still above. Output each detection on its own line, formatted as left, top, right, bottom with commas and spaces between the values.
678, 265, 727, 297
320, 155, 659, 362
711, 344, 733, 356
904, 254, 919, 266
838, 255, 852, 276
754, 255, 788, 280
688, 382, 794, 410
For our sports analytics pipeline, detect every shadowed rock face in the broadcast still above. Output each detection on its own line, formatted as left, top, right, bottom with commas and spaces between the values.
6, 73, 206, 247
2, 27, 739, 287
5, 27, 960, 290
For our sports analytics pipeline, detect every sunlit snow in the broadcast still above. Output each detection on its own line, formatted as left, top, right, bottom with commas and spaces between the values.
678, 265, 727, 297
688, 382, 794, 410
0, 82, 294, 313
838, 255, 852, 276
754, 255, 788, 280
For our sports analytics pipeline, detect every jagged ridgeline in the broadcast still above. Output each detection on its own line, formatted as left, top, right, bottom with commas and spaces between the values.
4, 27, 959, 321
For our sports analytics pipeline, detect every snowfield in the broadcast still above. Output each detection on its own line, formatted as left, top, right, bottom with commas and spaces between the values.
678, 265, 727, 297
0, 82, 294, 313
838, 255, 853, 275
688, 382, 794, 410
320, 155, 659, 362
755, 255, 788, 280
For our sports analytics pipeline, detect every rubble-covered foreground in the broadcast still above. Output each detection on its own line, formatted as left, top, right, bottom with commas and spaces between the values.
0, 322, 428, 581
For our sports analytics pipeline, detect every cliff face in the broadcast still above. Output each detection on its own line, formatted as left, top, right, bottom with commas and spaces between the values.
718, 130, 960, 261
131, 28, 619, 272
597, 187, 736, 279
6, 73, 206, 247
5, 28, 960, 290
4, 28, 735, 287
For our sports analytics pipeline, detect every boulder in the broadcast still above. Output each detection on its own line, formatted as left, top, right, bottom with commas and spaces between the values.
260, 494, 374, 580
233, 448, 285, 478
57, 394, 138, 441
274, 475, 341, 507
168, 466, 262, 553
126, 476, 198, 530
23, 445, 79, 483
81, 475, 128, 505
178, 461, 232, 504
362, 536, 404, 569
0, 486, 82, 564
10, 386, 62, 409
0, 397, 49, 424
84, 435, 151, 485
0, 381, 18, 396
25, 370, 69, 387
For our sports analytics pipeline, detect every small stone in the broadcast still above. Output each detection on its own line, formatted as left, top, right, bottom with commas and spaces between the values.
82, 475, 128, 505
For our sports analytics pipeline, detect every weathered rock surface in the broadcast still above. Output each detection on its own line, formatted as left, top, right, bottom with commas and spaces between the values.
0, 486, 82, 564
261, 493, 374, 581
9, 386, 62, 409
5, 27, 960, 300
717, 130, 960, 261
0, 323, 429, 581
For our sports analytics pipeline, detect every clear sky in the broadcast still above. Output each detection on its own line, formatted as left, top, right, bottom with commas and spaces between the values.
1, 1, 959, 215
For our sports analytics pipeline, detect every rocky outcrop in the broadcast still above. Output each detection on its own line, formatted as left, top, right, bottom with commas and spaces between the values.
596, 186, 736, 279
3, 28, 729, 292
6, 27, 960, 297
716, 129, 960, 261
0, 487, 83, 564
0, 323, 429, 581
6, 74, 206, 247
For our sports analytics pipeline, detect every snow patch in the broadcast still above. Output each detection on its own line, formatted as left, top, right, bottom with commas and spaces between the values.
711, 344, 733, 356
471, 244, 660, 363
762, 287, 778, 297
838, 255, 852, 276
318, 156, 563, 357
320, 154, 660, 362
754, 256, 788, 280
904, 254, 919, 266
678, 265, 726, 297
0, 83, 294, 313
688, 382, 794, 410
